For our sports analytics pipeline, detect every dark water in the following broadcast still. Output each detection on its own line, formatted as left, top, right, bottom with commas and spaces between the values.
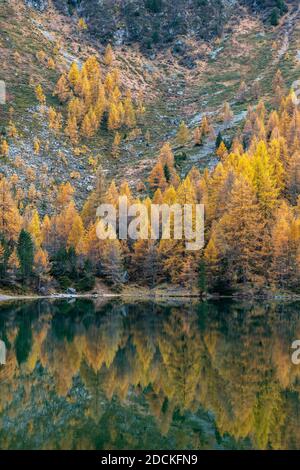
0, 298, 300, 450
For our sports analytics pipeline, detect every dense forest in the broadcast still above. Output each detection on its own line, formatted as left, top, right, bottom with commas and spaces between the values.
0, 53, 299, 295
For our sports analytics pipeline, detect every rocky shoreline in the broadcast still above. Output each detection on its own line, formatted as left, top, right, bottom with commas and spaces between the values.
1, 287, 300, 303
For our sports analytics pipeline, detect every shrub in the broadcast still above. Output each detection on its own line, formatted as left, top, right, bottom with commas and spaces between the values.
270, 8, 279, 26
145, 0, 163, 13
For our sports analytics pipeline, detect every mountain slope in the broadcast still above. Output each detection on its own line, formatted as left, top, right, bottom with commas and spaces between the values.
0, 0, 299, 209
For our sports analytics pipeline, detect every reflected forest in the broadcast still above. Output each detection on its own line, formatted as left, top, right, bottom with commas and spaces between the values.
0, 300, 300, 450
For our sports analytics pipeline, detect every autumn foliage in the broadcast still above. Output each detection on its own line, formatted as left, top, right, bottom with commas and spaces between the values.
2, 72, 300, 294
52, 50, 139, 144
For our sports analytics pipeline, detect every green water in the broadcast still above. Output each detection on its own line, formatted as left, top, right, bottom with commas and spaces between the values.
0, 299, 300, 450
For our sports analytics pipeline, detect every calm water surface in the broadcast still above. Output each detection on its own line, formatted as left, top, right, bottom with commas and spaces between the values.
0, 299, 300, 450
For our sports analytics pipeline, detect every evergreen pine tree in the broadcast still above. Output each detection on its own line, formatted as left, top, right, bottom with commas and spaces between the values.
17, 229, 34, 280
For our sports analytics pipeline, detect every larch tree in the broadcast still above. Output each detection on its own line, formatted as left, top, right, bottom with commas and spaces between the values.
104, 72, 114, 96
34, 248, 50, 288
124, 96, 136, 128
176, 121, 189, 146
67, 213, 85, 251
89, 108, 98, 132
83, 55, 102, 91
33, 137, 40, 155
55, 182, 75, 212
222, 102, 234, 123
287, 152, 300, 204
47, 57, 56, 70
8, 248, 20, 277
202, 162, 230, 226
53, 74, 70, 103
236, 81, 247, 101
268, 138, 285, 191
148, 161, 167, 192
272, 69, 285, 106
212, 174, 268, 287
27, 209, 42, 247
0, 139, 9, 157
112, 85, 121, 103
252, 141, 280, 217
68, 97, 85, 122
35, 84, 46, 107
273, 69, 285, 92
78, 17, 88, 31
231, 136, 244, 155
176, 176, 196, 204
94, 85, 106, 121
81, 113, 94, 138
82, 166, 107, 226
77, 222, 103, 271
256, 99, 266, 122
252, 80, 261, 100
204, 234, 221, 290
131, 240, 159, 287
41, 215, 52, 252
112, 131, 121, 158
270, 201, 296, 288
152, 188, 163, 204
201, 115, 210, 136
0, 178, 22, 241
48, 107, 62, 133
216, 141, 228, 161
80, 73, 92, 105
158, 142, 179, 187
65, 114, 79, 144
104, 44, 114, 66
101, 240, 125, 287
7, 120, 17, 138
119, 180, 132, 202
267, 110, 280, 134
159, 142, 174, 168
104, 179, 119, 207
55, 201, 79, 248
179, 253, 199, 288
193, 127, 202, 146
68, 62, 80, 88
158, 238, 186, 285
108, 102, 121, 130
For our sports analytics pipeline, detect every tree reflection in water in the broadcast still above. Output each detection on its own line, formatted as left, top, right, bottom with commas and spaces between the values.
0, 299, 300, 450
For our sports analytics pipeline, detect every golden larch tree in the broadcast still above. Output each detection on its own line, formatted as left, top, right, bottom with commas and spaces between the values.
104, 44, 114, 66
176, 121, 189, 146
0, 178, 22, 241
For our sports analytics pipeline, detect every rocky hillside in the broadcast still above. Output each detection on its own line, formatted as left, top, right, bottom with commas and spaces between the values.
25, 0, 293, 49
53, 0, 229, 48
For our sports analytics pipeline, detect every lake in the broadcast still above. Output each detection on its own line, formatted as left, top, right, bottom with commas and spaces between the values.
0, 298, 300, 450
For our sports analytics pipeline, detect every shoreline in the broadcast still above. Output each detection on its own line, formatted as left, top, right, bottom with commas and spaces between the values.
1, 288, 300, 303
0, 293, 120, 302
